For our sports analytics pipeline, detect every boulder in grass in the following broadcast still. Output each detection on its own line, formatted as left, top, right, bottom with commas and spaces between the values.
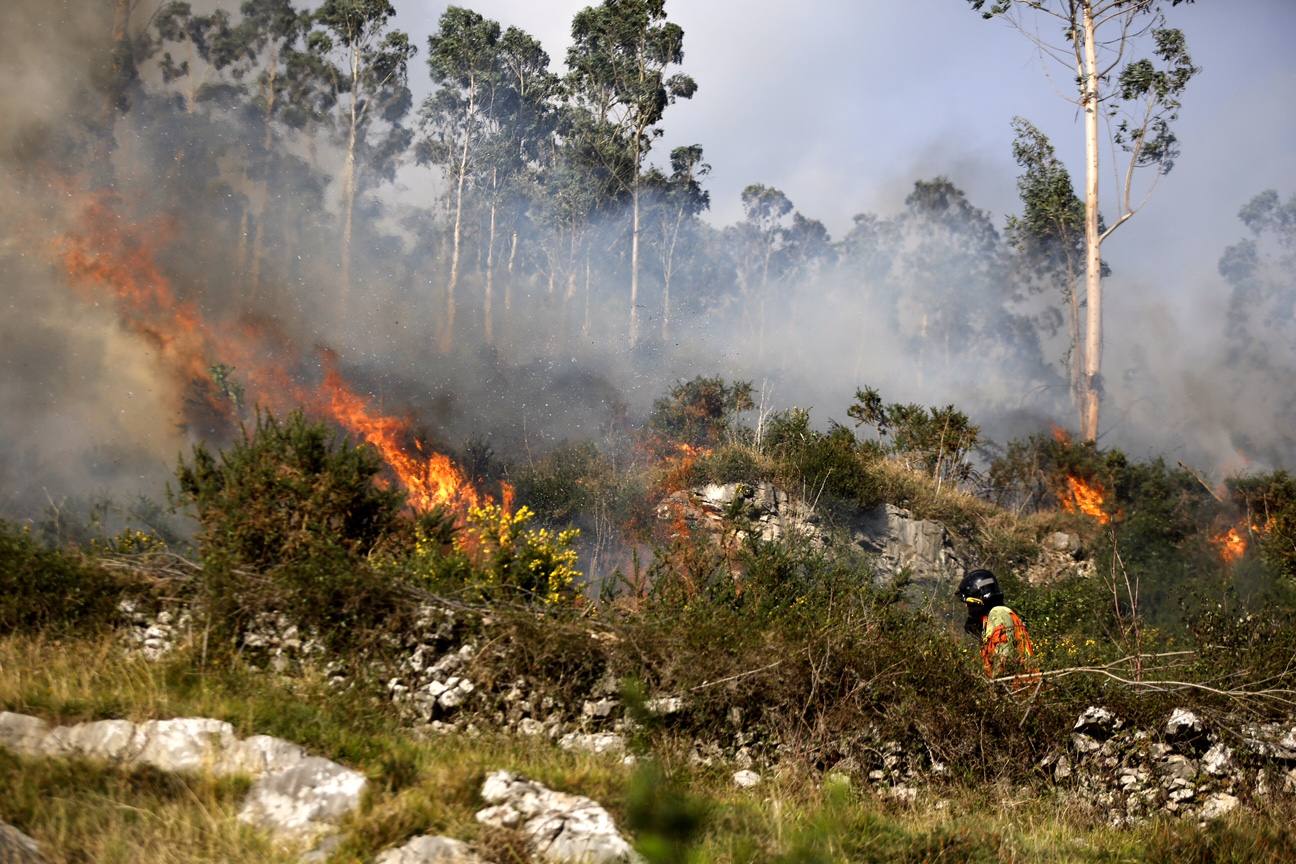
0, 822, 44, 864
476, 770, 640, 864
238, 756, 368, 845
375, 835, 486, 864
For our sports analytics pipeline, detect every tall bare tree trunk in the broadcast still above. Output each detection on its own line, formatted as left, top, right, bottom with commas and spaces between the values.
98, 0, 132, 172
1080, 2, 1103, 442
506, 230, 517, 312
629, 177, 641, 344
250, 45, 278, 301
339, 50, 361, 305
442, 118, 472, 354
484, 170, 497, 345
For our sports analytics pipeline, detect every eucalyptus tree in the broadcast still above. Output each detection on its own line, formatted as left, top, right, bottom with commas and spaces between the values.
565, 0, 696, 344
730, 183, 792, 358
154, 2, 239, 114
419, 6, 502, 352
235, 0, 331, 297
1005, 117, 1087, 420
485, 26, 558, 342
969, 0, 1199, 441
1218, 191, 1296, 464
643, 144, 710, 340
309, 0, 415, 299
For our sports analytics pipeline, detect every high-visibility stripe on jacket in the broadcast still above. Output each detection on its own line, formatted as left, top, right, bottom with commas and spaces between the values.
981, 605, 1034, 678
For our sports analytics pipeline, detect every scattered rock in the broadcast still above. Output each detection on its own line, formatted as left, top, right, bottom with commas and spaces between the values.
1164, 709, 1204, 743
1202, 743, 1233, 777
238, 756, 368, 845
644, 697, 684, 716
558, 732, 626, 756
732, 770, 761, 789
1074, 707, 1120, 739
886, 784, 918, 803
0, 822, 44, 864
376, 835, 486, 864
476, 770, 639, 864
1199, 792, 1240, 821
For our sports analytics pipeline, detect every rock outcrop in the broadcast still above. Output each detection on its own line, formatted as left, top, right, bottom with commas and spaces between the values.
375, 835, 487, 864
237, 756, 368, 845
476, 770, 640, 864
657, 482, 964, 596
0, 711, 365, 849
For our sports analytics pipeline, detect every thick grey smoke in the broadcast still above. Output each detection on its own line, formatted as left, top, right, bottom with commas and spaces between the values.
1, 0, 1293, 531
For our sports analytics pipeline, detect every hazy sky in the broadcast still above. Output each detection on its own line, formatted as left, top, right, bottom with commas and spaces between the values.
393, 0, 1296, 313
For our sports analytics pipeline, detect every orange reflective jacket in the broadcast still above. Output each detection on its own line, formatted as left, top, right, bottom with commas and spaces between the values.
980, 605, 1035, 679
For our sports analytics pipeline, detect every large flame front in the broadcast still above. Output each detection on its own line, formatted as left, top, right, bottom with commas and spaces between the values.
1059, 475, 1111, 525
52, 189, 490, 515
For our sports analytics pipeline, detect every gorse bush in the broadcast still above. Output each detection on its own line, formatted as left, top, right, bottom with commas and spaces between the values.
173, 410, 406, 569
848, 385, 980, 485
171, 410, 413, 646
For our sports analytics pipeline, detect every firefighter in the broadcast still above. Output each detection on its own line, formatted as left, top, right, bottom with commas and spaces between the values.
956, 568, 1035, 680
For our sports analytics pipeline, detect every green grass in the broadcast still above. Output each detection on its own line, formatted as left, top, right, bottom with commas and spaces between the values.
1, 634, 1294, 864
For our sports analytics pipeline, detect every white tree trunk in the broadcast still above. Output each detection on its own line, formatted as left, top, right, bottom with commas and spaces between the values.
442, 92, 474, 354
629, 176, 641, 344
339, 49, 361, 304
1080, 1, 1103, 442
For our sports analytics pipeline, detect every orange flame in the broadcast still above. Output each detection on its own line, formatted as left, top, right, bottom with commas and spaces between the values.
318, 352, 488, 514
1212, 525, 1247, 566
1059, 474, 1111, 525
51, 189, 492, 516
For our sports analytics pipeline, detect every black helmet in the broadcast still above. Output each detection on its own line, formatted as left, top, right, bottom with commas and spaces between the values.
958, 569, 1003, 636
957, 568, 1003, 610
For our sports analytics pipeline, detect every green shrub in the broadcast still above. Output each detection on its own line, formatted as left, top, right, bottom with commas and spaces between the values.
0, 521, 124, 633
848, 386, 980, 485
648, 376, 754, 450
173, 410, 406, 570
171, 410, 412, 647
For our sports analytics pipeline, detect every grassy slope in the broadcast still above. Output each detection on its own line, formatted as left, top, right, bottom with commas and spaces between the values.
2, 635, 1294, 864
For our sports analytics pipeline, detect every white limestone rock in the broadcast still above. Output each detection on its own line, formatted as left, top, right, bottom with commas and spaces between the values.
558, 732, 626, 756
476, 770, 640, 864
238, 756, 368, 844
134, 718, 237, 773
0, 822, 44, 864
375, 835, 486, 864
41, 719, 140, 763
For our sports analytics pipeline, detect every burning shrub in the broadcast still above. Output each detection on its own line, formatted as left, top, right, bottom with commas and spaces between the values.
1229, 471, 1296, 582
0, 521, 124, 633
173, 409, 406, 570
